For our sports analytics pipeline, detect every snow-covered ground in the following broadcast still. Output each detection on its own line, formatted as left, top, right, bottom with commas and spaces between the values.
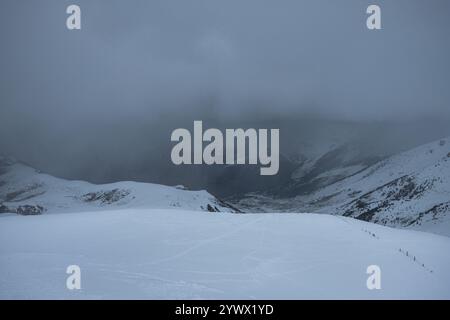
1, 209, 449, 299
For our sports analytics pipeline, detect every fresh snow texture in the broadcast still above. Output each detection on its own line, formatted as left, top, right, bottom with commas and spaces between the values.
1, 209, 450, 299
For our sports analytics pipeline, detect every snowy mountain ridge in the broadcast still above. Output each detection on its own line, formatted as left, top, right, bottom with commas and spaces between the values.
315, 137, 450, 235
0, 156, 236, 215
2, 136, 450, 236
232, 137, 450, 236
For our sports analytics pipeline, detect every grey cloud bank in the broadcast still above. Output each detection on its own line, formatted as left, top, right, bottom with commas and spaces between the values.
0, 0, 449, 188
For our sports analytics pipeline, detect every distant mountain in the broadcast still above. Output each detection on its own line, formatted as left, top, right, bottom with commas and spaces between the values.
0, 156, 238, 215
223, 140, 386, 209
232, 137, 450, 236
3, 135, 449, 236
277, 143, 383, 197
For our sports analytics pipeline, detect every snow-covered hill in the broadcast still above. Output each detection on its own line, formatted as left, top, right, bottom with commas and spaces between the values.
0, 157, 237, 215
1, 209, 449, 299
307, 137, 450, 235
232, 137, 450, 236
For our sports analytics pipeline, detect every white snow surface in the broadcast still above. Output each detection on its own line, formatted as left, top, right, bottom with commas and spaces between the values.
1, 209, 450, 299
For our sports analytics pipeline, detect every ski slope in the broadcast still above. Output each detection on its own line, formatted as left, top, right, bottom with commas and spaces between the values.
1, 209, 449, 299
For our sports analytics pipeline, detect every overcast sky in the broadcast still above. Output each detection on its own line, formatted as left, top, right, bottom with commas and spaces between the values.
1, 0, 449, 183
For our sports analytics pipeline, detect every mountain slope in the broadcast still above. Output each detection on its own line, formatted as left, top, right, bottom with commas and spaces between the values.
299, 137, 450, 235
231, 137, 450, 236
1, 209, 449, 299
280, 143, 381, 197
0, 156, 236, 215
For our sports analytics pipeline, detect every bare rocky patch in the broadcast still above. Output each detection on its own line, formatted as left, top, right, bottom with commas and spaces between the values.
82, 189, 130, 204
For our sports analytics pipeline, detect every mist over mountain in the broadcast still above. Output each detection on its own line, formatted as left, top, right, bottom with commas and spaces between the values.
1, 1, 450, 230
1, 0, 450, 197
2, 115, 449, 198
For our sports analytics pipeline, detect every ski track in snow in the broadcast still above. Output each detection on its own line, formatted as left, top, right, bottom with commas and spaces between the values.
1, 209, 450, 299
